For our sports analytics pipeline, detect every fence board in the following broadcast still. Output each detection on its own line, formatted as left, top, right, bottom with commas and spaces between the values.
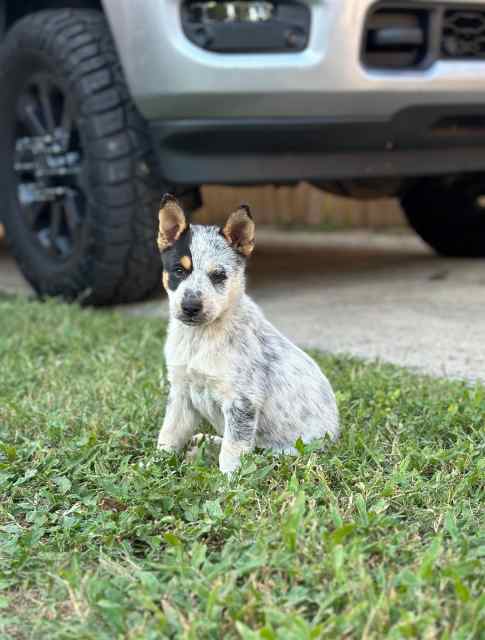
198, 183, 405, 228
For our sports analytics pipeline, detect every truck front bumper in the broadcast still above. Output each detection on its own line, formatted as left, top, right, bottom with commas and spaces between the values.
104, 0, 485, 121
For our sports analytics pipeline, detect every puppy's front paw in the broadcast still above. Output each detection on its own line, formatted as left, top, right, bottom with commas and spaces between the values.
157, 441, 177, 454
219, 452, 241, 477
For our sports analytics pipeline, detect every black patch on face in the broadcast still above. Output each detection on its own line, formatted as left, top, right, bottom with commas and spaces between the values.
209, 267, 227, 290
161, 227, 192, 291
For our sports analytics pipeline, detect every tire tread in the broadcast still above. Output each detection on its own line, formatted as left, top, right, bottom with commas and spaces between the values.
1, 8, 162, 304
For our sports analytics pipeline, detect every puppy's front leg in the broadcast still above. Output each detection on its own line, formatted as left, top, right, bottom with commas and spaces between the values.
220, 397, 258, 475
157, 386, 199, 453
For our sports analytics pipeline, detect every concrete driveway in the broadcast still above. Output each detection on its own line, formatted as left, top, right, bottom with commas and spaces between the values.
2, 227, 484, 382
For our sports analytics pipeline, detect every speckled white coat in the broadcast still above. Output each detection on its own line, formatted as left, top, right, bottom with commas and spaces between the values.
157, 206, 339, 474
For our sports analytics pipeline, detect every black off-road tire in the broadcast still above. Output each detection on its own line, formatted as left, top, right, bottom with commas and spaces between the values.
401, 176, 485, 257
0, 9, 162, 304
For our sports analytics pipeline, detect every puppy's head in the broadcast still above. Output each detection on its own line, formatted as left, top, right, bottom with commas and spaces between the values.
158, 194, 255, 326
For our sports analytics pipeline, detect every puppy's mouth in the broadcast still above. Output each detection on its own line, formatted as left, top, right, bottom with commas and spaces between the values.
177, 313, 209, 327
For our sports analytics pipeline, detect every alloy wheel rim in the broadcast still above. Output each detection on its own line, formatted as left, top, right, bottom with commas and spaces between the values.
14, 73, 85, 262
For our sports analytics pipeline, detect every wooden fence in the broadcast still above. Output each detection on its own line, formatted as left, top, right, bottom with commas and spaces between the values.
197, 183, 405, 228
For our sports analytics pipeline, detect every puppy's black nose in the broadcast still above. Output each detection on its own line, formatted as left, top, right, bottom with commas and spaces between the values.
181, 298, 202, 318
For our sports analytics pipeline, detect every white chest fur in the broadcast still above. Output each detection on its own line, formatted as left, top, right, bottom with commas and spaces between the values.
165, 323, 232, 435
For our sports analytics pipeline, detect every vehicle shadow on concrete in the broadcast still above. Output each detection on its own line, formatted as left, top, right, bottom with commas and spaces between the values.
249, 231, 438, 293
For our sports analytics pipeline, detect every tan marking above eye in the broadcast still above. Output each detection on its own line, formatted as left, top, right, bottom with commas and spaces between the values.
162, 271, 169, 291
180, 255, 192, 270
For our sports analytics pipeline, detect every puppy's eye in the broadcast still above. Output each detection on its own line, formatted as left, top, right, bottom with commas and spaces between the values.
209, 269, 227, 285
174, 266, 186, 277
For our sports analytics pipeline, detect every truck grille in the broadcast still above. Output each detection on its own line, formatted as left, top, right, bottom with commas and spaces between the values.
363, 3, 485, 69
442, 9, 485, 59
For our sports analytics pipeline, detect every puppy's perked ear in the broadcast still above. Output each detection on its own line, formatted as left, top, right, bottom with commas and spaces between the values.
158, 194, 187, 251
221, 204, 255, 257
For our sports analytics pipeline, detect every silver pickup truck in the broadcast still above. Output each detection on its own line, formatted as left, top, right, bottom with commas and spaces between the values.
1, 0, 485, 304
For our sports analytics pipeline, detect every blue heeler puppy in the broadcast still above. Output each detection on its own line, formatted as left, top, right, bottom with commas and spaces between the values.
157, 194, 339, 474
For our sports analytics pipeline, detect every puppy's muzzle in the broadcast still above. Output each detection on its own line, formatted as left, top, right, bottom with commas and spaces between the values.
180, 294, 203, 324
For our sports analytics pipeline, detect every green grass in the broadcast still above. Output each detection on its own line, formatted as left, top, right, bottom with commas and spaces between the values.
0, 298, 484, 640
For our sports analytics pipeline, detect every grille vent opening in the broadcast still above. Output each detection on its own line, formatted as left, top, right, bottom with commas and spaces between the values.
364, 8, 429, 69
